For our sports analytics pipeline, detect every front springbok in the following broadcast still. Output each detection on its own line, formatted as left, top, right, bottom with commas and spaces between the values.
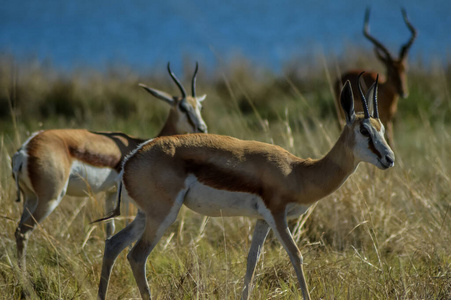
335, 8, 417, 147
96, 74, 394, 300
11, 63, 207, 270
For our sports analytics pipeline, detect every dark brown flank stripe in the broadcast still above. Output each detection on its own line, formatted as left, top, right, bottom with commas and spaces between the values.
88, 131, 146, 171
26, 139, 45, 191
27, 155, 41, 192
69, 147, 121, 170
184, 159, 272, 207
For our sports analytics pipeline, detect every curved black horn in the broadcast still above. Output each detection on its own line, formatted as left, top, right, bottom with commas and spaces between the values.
399, 8, 417, 59
191, 62, 199, 97
167, 62, 187, 98
358, 72, 371, 119
363, 7, 392, 61
373, 74, 379, 119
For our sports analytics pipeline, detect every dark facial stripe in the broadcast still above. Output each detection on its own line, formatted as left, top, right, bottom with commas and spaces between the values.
365, 119, 383, 158
186, 110, 197, 129
368, 137, 382, 158
182, 99, 204, 132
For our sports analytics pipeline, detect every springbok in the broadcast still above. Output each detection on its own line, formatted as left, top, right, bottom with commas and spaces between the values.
335, 8, 417, 147
96, 74, 394, 300
11, 63, 207, 270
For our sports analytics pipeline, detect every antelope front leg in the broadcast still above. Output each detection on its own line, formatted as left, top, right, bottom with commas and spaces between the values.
241, 219, 270, 300
268, 212, 311, 300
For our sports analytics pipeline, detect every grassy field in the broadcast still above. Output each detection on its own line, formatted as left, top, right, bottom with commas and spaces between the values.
0, 53, 450, 299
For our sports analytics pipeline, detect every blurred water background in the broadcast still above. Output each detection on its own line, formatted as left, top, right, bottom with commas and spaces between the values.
1, 0, 449, 74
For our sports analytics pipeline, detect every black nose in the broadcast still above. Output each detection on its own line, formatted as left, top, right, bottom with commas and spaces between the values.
385, 155, 395, 165
198, 124, 207, 133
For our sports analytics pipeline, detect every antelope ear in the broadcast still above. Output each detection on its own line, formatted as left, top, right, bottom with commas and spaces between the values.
365, 82, 376, 116
196, 94, 207, 102
139, 83, 175, 106
340, 80, 355, 125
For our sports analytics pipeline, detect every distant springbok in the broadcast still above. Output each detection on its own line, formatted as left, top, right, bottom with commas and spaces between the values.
96, 74, 394, 300
335, 8, 417, 147
11, 63, 207, 270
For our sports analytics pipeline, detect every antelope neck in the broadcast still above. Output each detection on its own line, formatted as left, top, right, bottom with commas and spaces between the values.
292, 129, 357, 204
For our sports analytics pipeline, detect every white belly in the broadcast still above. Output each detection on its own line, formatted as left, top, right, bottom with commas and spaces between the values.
183, 175, 311, 219
66, 160, 118, 196
183, 176, 265, 218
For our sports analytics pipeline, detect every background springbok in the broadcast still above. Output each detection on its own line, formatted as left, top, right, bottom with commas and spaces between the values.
96, 74, 394, 300
11, 63, 207, 270
335, 8, 417, 147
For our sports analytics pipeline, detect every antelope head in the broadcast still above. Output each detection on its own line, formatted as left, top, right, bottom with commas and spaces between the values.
363, 8, 417, 98
341, 72, 395, 170
139, 62, 207, 135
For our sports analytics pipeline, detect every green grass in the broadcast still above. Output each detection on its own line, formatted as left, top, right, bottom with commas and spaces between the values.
0, 53, 450, 299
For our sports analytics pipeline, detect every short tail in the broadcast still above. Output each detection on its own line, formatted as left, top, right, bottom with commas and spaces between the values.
91, 177, 123, 224
11, 152, 23, 203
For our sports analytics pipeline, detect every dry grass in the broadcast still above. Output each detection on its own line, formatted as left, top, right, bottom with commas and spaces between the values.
0, 54, 450, 299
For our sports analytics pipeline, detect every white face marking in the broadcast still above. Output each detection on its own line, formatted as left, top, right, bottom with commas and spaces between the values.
66, 160, 118, 196
177, 97, 207, 133
193, 102, 207, 132
353, 119, 393, 169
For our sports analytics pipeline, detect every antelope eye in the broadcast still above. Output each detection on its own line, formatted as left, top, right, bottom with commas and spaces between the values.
179, 102, 188, 113
360, 126, 370, 137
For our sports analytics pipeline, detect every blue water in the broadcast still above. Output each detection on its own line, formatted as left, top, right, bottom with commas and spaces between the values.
1, 0, 450, 73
